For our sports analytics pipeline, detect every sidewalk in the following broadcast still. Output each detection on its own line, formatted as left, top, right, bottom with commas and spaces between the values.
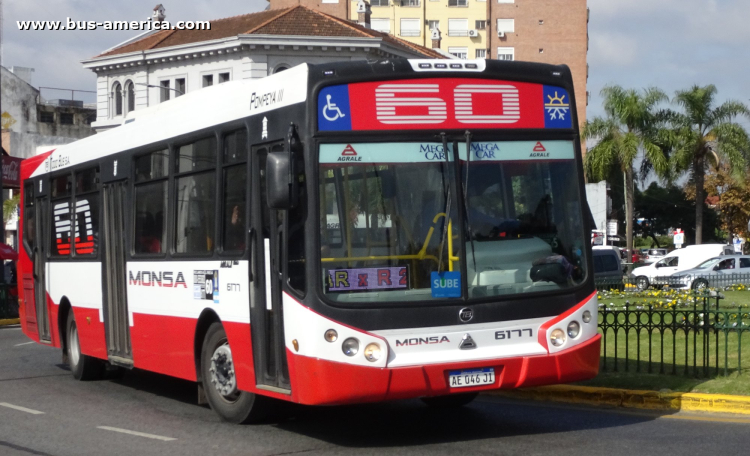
487, 384, 750, 415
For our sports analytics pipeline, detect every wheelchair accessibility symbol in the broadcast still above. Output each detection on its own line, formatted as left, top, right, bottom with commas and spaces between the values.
322, 94, 346, 122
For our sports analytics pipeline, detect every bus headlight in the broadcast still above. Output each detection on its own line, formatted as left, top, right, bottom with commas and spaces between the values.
364, 343, 382, 362
582, 310, 592, 323
567, 321, 581, 338
324, 329, 338, 342
550, 328, 566, 347
342, 338, 359, 356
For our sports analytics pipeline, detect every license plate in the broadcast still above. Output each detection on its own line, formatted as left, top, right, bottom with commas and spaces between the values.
448, 368, 495, 388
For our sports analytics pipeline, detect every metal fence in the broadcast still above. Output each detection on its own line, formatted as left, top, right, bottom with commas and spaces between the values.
0, 283, 19, 320
596, 272, 750, 291
595, 281, 750, 377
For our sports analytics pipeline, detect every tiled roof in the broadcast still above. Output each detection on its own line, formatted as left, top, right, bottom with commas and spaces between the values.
95, 6, 444, 59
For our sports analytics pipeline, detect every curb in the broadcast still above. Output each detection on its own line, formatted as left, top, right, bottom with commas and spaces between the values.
0, 318, 20, 326
486, 385, 750, 415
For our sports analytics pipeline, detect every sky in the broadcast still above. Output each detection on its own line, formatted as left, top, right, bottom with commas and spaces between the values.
2, 0, 749, 126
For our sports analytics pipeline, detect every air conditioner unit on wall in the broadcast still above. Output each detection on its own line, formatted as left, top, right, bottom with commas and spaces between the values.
498, 31, 505, 38
468, 29, 479, 37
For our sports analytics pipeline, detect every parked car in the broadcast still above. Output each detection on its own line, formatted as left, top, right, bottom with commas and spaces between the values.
631, 244, 727, 290
642, 248, 668, 265
593, 246, 623, 287
671, 255, 750, 290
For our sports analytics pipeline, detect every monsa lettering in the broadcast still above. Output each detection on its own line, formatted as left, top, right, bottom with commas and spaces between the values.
128, 270, 187, 288
395, 336, 450, 346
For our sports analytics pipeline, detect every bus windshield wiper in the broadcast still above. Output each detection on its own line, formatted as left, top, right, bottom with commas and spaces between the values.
437, 133, 452, 274
463, 130, 478, 285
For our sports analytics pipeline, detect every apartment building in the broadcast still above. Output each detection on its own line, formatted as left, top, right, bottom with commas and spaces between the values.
270, 0, 489, 59
489, 0, 589, 128
269, 0, 589, 127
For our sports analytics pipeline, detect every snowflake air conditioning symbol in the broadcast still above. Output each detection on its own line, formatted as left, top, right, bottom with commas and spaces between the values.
545, 91, 570, 121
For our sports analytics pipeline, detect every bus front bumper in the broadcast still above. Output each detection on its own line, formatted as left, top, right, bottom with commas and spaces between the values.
287, 333, 601, 406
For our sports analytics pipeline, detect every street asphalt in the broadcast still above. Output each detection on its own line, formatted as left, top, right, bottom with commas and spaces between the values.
2, 324, 750, 456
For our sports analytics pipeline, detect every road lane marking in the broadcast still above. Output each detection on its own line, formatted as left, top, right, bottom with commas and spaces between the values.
14, 341, 35, 346
97, 426, 176, 441
0, 403, 45, 415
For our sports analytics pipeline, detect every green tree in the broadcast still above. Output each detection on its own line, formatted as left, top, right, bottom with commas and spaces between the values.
583, 86, 670, 266
669, 85, 750, 244
3, 193, 20, 225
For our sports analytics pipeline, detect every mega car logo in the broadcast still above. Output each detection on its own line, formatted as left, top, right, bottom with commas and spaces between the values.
129, 271, 187, 288
395, 336, 450, 347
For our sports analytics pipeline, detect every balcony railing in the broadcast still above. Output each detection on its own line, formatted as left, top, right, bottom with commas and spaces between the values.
400, 0, 420, 6
448, 0, 468, 6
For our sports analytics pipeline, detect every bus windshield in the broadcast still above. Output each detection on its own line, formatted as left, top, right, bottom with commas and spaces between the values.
318, 141, 587, 303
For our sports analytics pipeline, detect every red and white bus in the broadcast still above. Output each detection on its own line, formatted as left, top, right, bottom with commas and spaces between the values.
18, 59, 600, 423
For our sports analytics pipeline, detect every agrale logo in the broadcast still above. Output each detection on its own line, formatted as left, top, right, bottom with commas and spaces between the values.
337, 144, 361, 162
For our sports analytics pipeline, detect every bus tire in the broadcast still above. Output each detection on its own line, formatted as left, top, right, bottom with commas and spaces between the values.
201, 322, 269, 424
66, 311, 103, 381
635, 276, 650, 291
421, 392, 478, 408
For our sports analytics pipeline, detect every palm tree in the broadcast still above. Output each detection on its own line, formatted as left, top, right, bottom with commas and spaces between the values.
669, 85, 750, 244
583, 86, 670, 267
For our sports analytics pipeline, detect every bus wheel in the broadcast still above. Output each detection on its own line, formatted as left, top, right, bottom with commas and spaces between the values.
66, 311, 103, 381
201, 322, 268, 424
635, 276, 650, 291
421, 392, 478, 408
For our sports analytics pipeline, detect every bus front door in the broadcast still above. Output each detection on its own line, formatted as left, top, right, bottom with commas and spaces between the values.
250, 144, 290, 392
101, 181, 132, 366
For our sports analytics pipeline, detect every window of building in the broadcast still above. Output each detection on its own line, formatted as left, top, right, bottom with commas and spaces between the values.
175, 137, 217, 254
448, 47, 468, 59
448, 18, 469, 36
475, 20, 486, 30
219, 73, 230, 84
274, 66, 289, 74
175, 78, 186, 97
371, 18, 390, 33
50, 174, 72, 256
203, 75, 213, 88
539, 48, 544, 53
322, 0, 338, 3
496, 18, 515, 35
498, 0, 514, 3
401, 0, 420, 6
39, 111, 54, 123
134, 149, 169, 254
497, 47, 515, 60
448, 0, 468, 6
60, 113, 74, 125
73, 167, 100, 256
113, 82, 123, 116
222, 129, 248, 252
539, 19, 544, 25
428, 20, 439, 31
371, 0, 389, 6
160, 80, 170, 103
126, 81, 135, 113
475, 48, 487, 59
400, 18, 421, 37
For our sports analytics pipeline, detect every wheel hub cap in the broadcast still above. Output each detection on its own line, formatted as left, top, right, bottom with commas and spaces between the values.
209, 345, 237, 397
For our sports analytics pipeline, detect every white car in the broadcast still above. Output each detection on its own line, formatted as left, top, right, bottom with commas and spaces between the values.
642, 248, 668, 265
631, 244, 728, 290
671, 256, 750, 290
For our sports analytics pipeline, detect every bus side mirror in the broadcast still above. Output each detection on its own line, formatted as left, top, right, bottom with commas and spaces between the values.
266, 152, 297, 210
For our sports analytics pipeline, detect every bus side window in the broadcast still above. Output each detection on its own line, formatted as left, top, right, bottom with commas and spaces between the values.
73, 167, 100, 256
287, 153, 306, 293
175, 137, 217, 254
134, 149, 169, 254
222, 129, 247, 252
50, 174, 73, 256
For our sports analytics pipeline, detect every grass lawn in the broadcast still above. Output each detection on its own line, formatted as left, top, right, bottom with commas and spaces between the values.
576, 286, 750, 396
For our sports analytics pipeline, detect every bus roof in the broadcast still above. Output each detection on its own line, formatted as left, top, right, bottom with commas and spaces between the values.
30, 63, 310, 178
